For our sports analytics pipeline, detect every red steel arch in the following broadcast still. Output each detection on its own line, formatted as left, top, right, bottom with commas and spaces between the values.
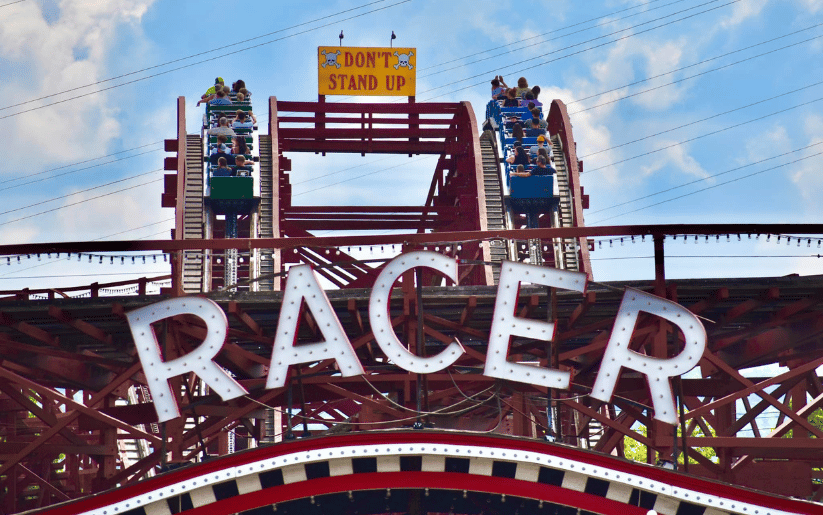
34, 432, 820, 515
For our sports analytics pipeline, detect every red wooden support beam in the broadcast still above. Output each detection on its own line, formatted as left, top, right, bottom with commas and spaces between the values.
459, 296, 477, 326
347, 299, 365, 335
228, 302, 263, 337
567, 291, 596, 328
518, 295, 540, 319
0, 312, 58, 347
48, 306, 112, 345
688, 287, 730, 315
723, 287, 780, 323
0, 361, 147, 478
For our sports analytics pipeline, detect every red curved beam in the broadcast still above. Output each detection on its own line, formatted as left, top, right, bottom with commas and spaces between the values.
547, 99, 592, 279
37, 431, 819, 515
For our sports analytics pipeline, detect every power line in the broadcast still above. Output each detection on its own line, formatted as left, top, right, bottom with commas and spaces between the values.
579, 80, 823, 159
292, 156, 435, 197
0, 272, 169, 280
567, 23, 823, 108
590, 151, 823, 223
420, 0, 692, 79
419, 0, 674, 73
0, 1, 392, 113
418, 0, 739, 100
0, 0, 411, 121
0, 169, 162, 218
588, 141, 823, 216
0, 141, 162, 187
590, 255, 823, 260
92, 219, 174, 241
0, 147, 163, 192
583, 95, 823, 175
0, 176, 161, 227
0, 0, 26, 7
570, 33, 823, 115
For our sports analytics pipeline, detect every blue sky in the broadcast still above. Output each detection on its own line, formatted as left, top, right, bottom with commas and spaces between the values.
1, 0, 822, 292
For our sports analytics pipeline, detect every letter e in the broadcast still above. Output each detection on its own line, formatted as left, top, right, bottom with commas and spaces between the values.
484, 261, 587, 388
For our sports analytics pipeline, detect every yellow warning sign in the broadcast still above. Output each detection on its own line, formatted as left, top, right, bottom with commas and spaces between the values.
318, 46, 416, 96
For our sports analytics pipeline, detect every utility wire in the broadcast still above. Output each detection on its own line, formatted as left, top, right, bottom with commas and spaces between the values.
418, 0, 738, 100
0, 0, 393, 113
583, 95, 823, 174
419, 0, 673, 72
570, 33, 823, 114
93, 219, 174, 241
591, 151, 823, 223
589, 141, 823, 215
0, 0, 26, 7
0, 141, 162, 187
567, 23, 823, 107
580, 80, 823, 158
0, 176, 161, 227
420, 0, 692, 78
0, 0, 411, 121
590, 255, 823, 260
292, 156, 435, 197
0, 147, 163, 192
0, 169, 162, 218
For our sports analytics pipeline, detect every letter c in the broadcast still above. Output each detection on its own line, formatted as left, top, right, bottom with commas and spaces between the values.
369, 251, 464, 373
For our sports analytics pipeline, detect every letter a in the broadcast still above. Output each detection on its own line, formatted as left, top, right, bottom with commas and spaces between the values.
126, 298, 249, 423
591, 288, 706, 425
484, 261, 587, 388
266, 265, 364, 388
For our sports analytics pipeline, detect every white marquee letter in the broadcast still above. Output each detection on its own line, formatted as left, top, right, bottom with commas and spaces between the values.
126, 298, 249, 423
591, 289, 706, 425
266, 265, 364, 389
369, 251, 464, 373
484, 261, 587, 388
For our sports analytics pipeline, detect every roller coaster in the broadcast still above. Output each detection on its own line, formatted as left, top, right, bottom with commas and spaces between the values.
0, 75, 822, 515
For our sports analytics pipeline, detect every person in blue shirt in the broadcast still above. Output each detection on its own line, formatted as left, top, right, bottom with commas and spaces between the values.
524, 108, 548, 132
231, 110, 256, 130
212, 157, 233, 177
512, 156, 553, 177
491, 75, 508, 99
208, 89, 232, 105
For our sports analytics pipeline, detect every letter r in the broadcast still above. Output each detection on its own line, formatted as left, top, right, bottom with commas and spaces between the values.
590, 289, 706, 425
126, 297, 248, 423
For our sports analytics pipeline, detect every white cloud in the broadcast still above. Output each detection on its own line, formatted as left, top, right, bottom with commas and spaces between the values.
0, 0, 155, 170
743, 124, 792, 163
639, 141, 710, 179
789, 114, 823, 207
799, 0, 823, 14
55, 176, 164, 240
721, 0, 769, 27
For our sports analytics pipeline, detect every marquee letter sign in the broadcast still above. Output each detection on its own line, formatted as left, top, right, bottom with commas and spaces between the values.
485, 262, 586, 388
126, 297, 249, 423
591, 289, 707, 425
126, 255, 706, 425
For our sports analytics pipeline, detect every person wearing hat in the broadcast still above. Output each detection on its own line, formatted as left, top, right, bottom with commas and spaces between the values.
202, 77, 224, 99
530, 134, 550, 158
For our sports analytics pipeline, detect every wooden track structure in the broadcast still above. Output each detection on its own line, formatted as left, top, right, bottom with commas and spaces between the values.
0, 96, 821, 513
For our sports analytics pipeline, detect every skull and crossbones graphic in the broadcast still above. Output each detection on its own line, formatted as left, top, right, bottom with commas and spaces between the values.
393, 50, 414, 70
320, 49, 342, 69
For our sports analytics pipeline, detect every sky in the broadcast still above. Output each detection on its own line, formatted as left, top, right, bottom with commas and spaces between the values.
1, 0, 822, 293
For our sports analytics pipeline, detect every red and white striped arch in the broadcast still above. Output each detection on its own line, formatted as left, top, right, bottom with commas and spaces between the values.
39, 432, 819, 515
